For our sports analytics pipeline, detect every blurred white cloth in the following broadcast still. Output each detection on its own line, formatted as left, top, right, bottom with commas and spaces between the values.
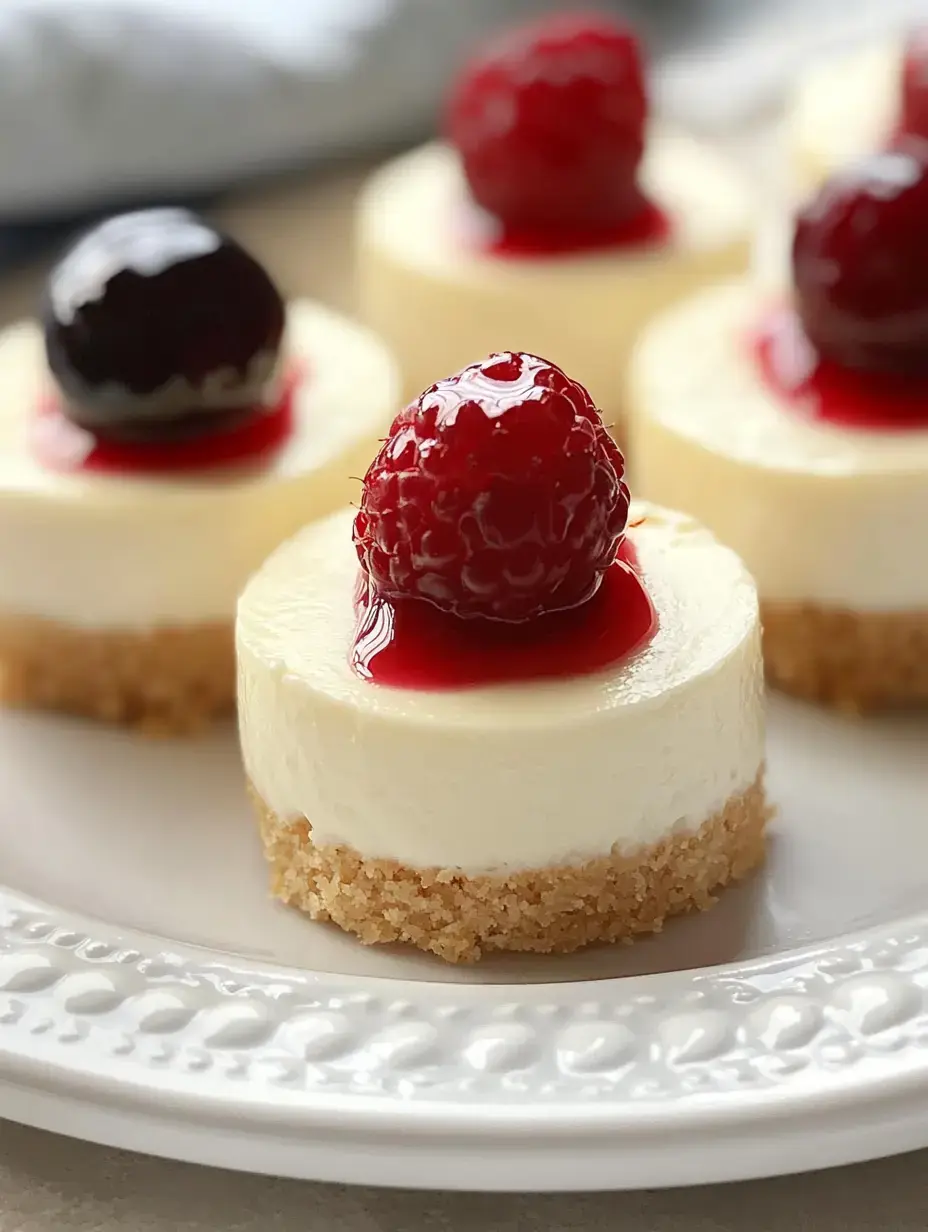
0, 0, 551, 217
0, 0, 923, 219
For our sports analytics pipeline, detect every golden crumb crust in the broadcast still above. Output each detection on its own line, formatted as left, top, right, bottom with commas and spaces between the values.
761, 603, 928, 713
0, 615, 234, 733
249, 775, 769, 963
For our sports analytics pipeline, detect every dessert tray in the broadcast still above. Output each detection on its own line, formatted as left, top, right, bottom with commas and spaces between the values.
0, 695, 925, 1191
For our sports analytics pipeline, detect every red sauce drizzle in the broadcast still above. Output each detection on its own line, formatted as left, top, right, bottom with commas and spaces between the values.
461, 195, 672, 259
32, 365, 300, 475
753, 309, 928, 430
351, 538, 657, 690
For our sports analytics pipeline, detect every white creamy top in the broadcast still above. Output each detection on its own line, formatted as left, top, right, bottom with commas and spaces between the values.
237, 502, 764, 873
629, 281, 928, 610
0, 301, 399, 627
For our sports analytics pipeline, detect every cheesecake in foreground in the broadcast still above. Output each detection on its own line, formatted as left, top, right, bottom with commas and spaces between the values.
238, 353, 767, 962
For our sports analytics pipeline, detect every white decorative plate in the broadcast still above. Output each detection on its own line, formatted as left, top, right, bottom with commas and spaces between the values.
0, 696, 926, 1191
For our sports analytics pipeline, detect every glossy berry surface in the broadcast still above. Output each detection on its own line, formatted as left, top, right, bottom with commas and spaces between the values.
901, 28, 928, 139
446, 12, 648, 235
793, 141, 928, 374
43, 208, 285, 438
353, 352, 630, 623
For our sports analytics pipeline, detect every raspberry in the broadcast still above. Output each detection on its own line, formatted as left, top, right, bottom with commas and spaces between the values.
901, 28, 928, 140
793, 140, 928, 374
446, 11, 647, 235
353, 353, 630, 623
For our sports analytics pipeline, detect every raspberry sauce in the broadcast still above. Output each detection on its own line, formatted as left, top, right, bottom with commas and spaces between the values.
351, 539, 657, 690
32, 366, 299, 475
464, 196, 671, 259
901, 27, 928, 141
754, 310, 928, 431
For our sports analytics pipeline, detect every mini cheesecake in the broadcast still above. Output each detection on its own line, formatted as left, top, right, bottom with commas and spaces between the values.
0, 209, 398, 731
357, 12, 753, 436
238, 352, 767, 963
785, 29, 928, 194
629, 145, 928, 712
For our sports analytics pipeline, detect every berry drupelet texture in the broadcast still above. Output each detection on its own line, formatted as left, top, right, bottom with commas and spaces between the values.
793, 140, 928, 375
446, 12, 648, 235
353, 352, 630, 623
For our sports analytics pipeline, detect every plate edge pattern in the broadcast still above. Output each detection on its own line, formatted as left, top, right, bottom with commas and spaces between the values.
1, 890, 928, 1113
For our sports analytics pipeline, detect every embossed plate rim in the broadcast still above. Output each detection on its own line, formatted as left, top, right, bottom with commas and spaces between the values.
3, 882, 928, 1188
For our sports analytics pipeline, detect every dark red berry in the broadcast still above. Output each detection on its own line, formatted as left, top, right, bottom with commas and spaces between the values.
353, 352, 630, 623
792, 140, 928, 374
446, 11, 648, 235
43, 208, 285, 439
901, 28, 928, 139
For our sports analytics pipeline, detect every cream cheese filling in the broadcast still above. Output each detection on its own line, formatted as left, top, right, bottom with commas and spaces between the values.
786, 41, 899, 194
629, 281, 928, 611
236, 502, 764, 873
0, 301, 399, 628
356, 128, 755, 414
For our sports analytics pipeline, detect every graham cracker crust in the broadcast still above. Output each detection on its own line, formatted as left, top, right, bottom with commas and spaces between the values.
761, 602, 928, 713
250, 775, 769, 964
0, 614, 235, 733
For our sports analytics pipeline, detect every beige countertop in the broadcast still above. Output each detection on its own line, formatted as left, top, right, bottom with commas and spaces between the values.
0, 163, 925, 1230
0, 1119, 924, 1231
